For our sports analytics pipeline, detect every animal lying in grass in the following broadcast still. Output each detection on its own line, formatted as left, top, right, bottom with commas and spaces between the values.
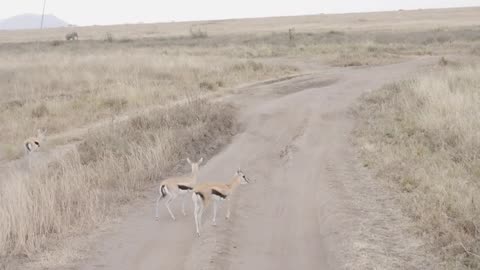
155, 157, 203, 220
24, 129, 47, 155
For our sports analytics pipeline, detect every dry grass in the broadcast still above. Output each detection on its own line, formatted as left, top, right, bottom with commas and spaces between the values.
0, 100, 237, 261
355, 62, 480, 268
0, 41, 295, 161
1, 7, 479, 43
1, 6, 480, 268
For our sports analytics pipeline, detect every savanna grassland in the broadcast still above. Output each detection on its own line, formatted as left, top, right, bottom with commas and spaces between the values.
1, 6, 480, 269
356, 60, 480, 269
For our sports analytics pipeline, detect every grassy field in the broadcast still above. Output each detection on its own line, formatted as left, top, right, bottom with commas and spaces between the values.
355, 60, 480, 268
0, 42, 295, 161
3, 16, 480, 160
1, 6, 480, 269
0, 100, 237, 260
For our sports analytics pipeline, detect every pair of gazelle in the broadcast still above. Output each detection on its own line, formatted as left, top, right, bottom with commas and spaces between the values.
155, 158, 250, 235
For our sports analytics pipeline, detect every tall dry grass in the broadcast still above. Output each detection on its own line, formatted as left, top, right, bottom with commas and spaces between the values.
0, 42, 295, 161
356, 62, 480, 268
0, 100, 237, 259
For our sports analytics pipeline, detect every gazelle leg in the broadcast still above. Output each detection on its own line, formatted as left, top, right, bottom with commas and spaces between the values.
193, 196, 200, 235
182, 195, 187, 216
212, 200, 218, 226
225, 198, 231, 220
165, 193, 177, 221
155, 194, 162, 219
198, 203, 204, 232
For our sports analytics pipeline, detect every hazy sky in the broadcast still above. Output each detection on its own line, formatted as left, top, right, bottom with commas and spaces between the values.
1, 0, 480, 26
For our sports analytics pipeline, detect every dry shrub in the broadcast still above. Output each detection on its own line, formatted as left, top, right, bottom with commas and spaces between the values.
189, 27, 208, 39
471, 45, 480, 56
104, 32, 114, 42
31, 103, 49, 118
230, 60, 264, 72
0, 100, 237, 259
438, 56, 449, 66
356, 65, 480, 268
50, 40, 62, 47
199, 81, 217, 91
100, 97, 128, 112
344, 61, 363, 67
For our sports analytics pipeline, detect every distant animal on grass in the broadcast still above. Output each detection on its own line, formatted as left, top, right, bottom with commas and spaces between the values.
65, 32, 78, 41
24, 129, 47, 155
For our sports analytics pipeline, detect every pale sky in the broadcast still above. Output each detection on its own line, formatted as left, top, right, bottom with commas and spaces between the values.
1, 0, 480, 26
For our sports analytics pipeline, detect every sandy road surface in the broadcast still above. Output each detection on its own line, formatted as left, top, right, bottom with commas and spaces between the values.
77, 57, 438, 270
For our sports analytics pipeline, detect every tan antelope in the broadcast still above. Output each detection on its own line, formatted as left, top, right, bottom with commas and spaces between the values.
192, 169, 251, 236
156, 157, 203, 221
24, 129, 47, 155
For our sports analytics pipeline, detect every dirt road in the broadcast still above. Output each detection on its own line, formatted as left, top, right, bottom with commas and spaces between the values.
78, 57, 438, 270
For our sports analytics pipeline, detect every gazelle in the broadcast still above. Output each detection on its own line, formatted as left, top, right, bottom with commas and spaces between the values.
192, 169, 251, 236
24, 129, 47, 155
155, 157, 203, 221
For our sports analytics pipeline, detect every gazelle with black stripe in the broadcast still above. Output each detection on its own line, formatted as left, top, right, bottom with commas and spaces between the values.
155, 157, 203, 221
24, 129, 47, 155
192, 169, 250, 235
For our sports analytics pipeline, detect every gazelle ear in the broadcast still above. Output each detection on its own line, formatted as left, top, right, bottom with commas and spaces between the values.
198, 157, 203, 164
187, 158, 192, 165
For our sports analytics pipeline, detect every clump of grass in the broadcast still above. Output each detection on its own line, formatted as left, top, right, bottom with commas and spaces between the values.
100, 97, 128, 113
343, 61, 363, 67
199, 81, 217, 91
50, 40, 62, 47
104, 32, 114, 42
438, 56, 449, 66
189, 26, 208, 39
31, 103, 49, 118
355, 65, 480, 268
0, 100, 237, 260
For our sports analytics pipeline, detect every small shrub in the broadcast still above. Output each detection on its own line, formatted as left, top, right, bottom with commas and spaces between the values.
100, 97, 128, 113
51, 40, 62, 47
216, 80, 225, 87
3, 100, 25, 111
471, 44, 480, 55
104, 32, 114, 42
439, 56, 449, 66
327, 30, 344, 35
31, 103, 49, 118
189, 27, 208, 39
344, 61, 363, 67
288, 28, 295, 42
199, 81, 217, 91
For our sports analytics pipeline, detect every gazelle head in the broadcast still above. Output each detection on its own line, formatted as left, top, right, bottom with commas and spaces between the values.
187, 157, 203, 174
235, 168, 250, 185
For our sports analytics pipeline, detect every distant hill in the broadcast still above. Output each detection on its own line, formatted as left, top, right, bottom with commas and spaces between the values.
0, 14, 69, 30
